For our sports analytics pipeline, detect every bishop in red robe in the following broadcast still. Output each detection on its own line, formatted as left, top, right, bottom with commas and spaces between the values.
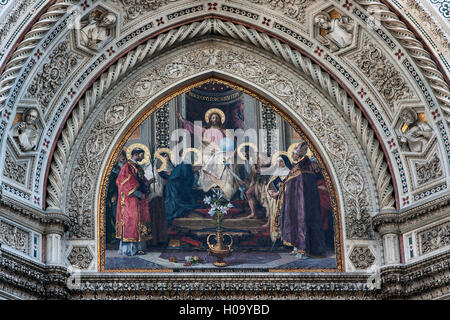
115, 148, 153, 256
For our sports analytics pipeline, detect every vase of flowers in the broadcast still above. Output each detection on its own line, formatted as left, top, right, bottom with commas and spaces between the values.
204, 189, 233, 267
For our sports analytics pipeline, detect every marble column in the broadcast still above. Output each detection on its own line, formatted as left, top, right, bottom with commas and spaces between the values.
43, 211, 69, 266
383, 233, 401, 265
374, 209, 401, 266
45, 233, 62, 265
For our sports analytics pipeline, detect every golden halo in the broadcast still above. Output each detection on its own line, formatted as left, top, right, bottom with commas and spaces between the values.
205, 108, 226, 125
154, 148, 174, 172
237, 142, 258, 161
181, 147, 203, 166
126, 143, 150, 166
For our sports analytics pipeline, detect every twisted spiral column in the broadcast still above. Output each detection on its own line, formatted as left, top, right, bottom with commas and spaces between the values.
213, 20, 395, 209
46, 19, 213, 208
46, 19, 395, 211
355, 0, 450, 123
0, 0, 78, 113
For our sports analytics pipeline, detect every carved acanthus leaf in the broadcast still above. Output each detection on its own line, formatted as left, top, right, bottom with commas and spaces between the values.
27, 41, 79, 111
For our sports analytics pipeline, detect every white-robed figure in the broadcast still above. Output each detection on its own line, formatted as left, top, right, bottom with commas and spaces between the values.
80, 11, 116, 49
177, 108, 238, 200
314, 12, 354, 52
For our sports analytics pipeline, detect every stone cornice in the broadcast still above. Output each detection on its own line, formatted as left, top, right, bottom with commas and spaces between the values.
1, 242, 450, 299
0, 244, 69, 299
72, 272, 378, 299
379, 251, 450, 299
372, 194, 450, 234
0, 193, 70, 232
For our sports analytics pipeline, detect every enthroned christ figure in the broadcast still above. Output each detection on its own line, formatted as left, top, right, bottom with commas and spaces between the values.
177, 108, 238, 200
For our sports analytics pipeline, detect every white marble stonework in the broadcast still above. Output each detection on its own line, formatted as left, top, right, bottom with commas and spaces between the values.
0, 0, 448, 299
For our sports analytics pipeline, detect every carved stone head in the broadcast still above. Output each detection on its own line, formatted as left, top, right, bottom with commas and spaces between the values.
400, 108, 417, 126
99, 12, 117, 28
23, 107, 39, 125
314, 12, 331, 29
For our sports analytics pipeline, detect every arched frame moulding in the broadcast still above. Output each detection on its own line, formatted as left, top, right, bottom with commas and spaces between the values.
2, 1, 448, 222
0, 1, 447, 273
63, 38, 381, 272
2, 1, 449, 219
98, 76, 345, 272
45, 17, 399, 214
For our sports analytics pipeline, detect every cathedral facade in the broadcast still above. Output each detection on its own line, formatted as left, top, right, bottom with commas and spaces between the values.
0, 0, 449, 300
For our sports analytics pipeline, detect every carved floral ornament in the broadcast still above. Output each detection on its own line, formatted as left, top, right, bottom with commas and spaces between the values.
0, 2, 446, 228
62, 40, 377, 246
0, 1, 446, 209
112, 0, 314, 23
349, 246, 375, 269
43, 18, 398, 224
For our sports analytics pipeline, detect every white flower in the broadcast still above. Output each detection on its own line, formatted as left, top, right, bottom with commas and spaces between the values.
220, 206, 228, 214
208, 208, 216, 217
212, 188, 223, 199
227, 202, 234, 208
203, 196, 211, 205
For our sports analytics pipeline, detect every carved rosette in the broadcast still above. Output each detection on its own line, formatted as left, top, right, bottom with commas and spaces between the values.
67, 246, 93, 269
349, 246, 375, 269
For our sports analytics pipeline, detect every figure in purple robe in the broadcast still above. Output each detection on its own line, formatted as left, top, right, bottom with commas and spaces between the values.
274, 141, 327, 258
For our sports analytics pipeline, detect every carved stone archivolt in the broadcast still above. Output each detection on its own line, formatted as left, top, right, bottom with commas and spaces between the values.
2, 2, 447, 215
63, 39, 377, 247
354, 0, 450, 124
46, 18, 395, 222
0, 0, 78, 113
0, 1, 448, 299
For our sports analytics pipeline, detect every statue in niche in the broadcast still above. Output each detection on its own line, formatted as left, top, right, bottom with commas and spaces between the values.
11, 107, 40, 152
80, 10, 117, 49
398, 108, 433, 153
314, 11, 354, 52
